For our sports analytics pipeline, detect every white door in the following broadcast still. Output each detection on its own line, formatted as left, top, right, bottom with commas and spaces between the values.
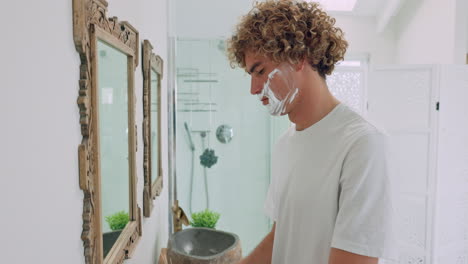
368, 65, 439, 264
433, 65, 468, 264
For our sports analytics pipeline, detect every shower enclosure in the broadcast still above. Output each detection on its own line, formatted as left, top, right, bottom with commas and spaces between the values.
173, 38, 290, 254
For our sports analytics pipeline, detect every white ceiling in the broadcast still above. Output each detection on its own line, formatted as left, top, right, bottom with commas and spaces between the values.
312, 0, 359, 11
350, 0, 388, 16
324, 0, 403, 33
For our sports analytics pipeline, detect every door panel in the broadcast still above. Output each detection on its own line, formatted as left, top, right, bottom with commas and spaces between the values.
368, 66, 438, 264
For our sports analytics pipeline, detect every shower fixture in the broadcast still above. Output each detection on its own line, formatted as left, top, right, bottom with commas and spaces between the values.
184, 122, 195, 152
216, 124, 234, 144
178, 110, 217, 113
178, 92, 200, 95
184, 103, 217, 106
184, 122, 196, 215
200, 149, 218, 168
183, 80, 218, 83
177, 67, 218, 78
183, 124, 216, 214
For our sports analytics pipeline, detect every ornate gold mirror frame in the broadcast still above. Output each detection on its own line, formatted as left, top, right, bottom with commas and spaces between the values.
73, 0, 142, 263
142, 40, 164, 217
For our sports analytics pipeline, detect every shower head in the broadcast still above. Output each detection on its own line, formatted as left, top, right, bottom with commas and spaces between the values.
184, 122, 195, 151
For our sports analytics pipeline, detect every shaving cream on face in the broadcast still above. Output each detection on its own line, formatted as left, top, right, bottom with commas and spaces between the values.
259, 64, 299, 116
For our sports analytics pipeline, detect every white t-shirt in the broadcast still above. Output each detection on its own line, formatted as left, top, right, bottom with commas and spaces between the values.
264, 103, 398, 264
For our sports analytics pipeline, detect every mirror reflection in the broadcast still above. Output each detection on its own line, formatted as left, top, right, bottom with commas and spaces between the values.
151, 69, 159, 185
97, 39, 130, 259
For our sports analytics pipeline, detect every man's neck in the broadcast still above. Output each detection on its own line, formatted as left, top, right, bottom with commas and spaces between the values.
288, 73, 340, 131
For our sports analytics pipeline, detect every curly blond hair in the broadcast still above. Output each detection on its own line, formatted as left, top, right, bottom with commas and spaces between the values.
227, 0, 348, 78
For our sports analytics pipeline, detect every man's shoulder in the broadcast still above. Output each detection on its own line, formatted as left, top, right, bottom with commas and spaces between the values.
337, 106, 389, 145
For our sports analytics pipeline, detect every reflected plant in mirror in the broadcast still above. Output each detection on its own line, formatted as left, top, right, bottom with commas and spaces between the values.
97, 39, 130, 259
103, 211, 129, 258
105, 211, 129, 231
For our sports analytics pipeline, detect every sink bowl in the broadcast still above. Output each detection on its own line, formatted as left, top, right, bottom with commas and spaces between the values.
167, 228, 242, 264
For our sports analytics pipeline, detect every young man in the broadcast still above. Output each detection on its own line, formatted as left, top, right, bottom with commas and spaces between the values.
227, 1, 397, 264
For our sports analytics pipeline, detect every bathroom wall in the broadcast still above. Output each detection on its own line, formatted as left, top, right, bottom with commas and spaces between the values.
0, 0, 169, 263
392, 0, 467, 64
333, 14, 397, 64
454, 0, 468, 64
465, 5, 468, 64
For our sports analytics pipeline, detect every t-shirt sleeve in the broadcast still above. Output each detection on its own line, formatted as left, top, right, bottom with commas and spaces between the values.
264, 136, 284, 222
331, 132, 398, 261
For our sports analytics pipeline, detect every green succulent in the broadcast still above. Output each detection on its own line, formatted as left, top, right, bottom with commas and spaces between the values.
190, 209, 220, 229
105, 211, 129, 231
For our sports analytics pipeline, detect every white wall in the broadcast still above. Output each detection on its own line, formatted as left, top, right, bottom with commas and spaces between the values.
454, 0, 468, 64
466, 6, 468, 64
392, 0, 466, 64
0, 0, 169, 263
466, 1, 468, 62
333, 14, 397, 64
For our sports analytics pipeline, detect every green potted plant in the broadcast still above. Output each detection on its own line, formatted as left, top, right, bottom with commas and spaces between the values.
105, 211, 129, 231
103, 211, 129, 257
190, 209, 220, 229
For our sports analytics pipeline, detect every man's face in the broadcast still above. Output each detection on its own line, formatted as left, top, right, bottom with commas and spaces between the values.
244, 51, 299, 116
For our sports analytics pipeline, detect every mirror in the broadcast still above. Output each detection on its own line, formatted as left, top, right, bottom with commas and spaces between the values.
97, 39, 130, 258
142, 39, 164, 217
151, 69, 160, 184
73, 0, 142, 262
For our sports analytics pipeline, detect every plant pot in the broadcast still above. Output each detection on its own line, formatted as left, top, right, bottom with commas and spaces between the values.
103, 230, 122, 258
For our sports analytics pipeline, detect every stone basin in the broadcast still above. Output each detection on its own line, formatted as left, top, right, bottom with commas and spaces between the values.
167, 228, 242, 264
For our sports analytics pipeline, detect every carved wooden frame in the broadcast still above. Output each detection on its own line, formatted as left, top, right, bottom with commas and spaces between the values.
73, 0, 142, 263
142, 40, 164, 217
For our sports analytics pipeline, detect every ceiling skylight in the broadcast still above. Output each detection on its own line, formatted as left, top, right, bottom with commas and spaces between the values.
306, 0, 358, 12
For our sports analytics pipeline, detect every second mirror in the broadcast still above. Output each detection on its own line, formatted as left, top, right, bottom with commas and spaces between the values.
143, 39, 164, 217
